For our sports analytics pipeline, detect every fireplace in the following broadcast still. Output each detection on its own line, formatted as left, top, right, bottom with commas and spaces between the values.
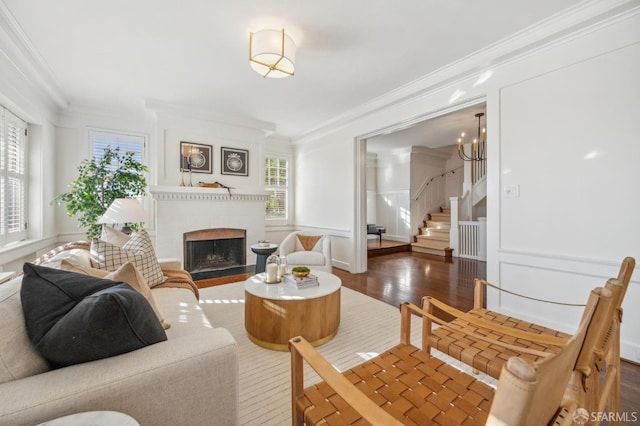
184, 228, 251, 281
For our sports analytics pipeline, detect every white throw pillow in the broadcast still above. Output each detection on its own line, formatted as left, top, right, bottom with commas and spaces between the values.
39, 248, 93, 270
100, 225, 131, 247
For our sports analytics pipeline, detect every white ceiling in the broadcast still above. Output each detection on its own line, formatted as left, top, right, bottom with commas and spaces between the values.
3, 0, 583, 140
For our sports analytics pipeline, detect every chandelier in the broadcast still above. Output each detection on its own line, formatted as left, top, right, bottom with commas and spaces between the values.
249, 28, 296, 78
457, 112, 486, 161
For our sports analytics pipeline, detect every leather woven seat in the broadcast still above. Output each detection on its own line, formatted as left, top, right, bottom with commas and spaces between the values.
290, 284, 613, 426
424, 256, 634, 421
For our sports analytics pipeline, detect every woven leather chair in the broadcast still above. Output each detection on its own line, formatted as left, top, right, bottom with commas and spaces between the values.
424, 256, 634, 422
289, 286, 612, 426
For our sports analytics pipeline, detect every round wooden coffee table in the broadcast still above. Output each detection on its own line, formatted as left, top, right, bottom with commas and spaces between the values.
244, 270, 341, 351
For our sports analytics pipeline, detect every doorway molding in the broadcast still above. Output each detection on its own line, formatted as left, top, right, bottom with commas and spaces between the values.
352, 97, 487, 273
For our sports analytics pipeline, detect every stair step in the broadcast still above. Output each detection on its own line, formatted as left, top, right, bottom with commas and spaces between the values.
419, 228, 449, 241
441, 206, 451, 214
429, 212, 450, 222
414, 236, 450, 249
424, 221, 450, 230
411, 243, 453, 258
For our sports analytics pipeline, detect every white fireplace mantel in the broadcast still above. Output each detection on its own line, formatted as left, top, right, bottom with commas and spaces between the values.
150, 185, 269, 202
150, 185, 269, 266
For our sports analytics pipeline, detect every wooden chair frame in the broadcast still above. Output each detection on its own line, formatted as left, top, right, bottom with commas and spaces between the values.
424, 257, 634, 425
289, 286, 612, 426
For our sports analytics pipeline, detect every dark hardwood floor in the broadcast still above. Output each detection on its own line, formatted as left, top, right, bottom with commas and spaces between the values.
333, 248, 640, 424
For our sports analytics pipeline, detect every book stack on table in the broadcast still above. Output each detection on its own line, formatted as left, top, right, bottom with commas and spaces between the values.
283, 273, 319, 289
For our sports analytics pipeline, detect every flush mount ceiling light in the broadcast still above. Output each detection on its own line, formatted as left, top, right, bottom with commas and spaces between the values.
457, 112, 487, 161
249, 28, 296, 78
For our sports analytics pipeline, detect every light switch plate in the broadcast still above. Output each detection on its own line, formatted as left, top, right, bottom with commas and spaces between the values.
504, 184, 520, 198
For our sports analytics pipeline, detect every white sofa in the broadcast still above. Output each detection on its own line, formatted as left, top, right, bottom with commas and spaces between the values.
0, 245, 239, 426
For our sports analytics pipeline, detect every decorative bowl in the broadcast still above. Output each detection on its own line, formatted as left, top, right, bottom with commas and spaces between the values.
258, 240, 270, 247
291, 266, 310, 278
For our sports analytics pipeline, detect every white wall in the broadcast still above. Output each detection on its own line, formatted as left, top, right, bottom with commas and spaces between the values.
366, 154, 377, 225
489, 37, 640, 358
409, 147, 448, 235
374, 148, 411, 242
444, 147, 464, 201
294, 137, 352, 270
294, 8, 640, 360
0, 25, 61, 269
54, 107, 156, 240
154, 111, 267, 189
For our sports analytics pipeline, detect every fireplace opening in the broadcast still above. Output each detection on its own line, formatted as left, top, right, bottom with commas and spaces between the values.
184, 228, 252, 281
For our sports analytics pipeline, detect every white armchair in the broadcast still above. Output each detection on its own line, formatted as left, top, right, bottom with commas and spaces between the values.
279, 231, 332, 272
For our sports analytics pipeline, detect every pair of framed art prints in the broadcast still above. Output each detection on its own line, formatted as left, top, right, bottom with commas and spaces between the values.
180, 141, 248, 176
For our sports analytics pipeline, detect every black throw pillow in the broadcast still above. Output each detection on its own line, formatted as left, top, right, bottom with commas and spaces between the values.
20, 262, 167, 368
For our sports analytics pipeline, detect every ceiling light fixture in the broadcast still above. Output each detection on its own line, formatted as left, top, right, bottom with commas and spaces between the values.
457, 112, 486, 161
249, 28, 296, 78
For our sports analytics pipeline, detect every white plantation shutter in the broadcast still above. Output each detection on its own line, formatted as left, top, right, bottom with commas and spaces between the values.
0, 108, 27, 244
264, 155, 289, 221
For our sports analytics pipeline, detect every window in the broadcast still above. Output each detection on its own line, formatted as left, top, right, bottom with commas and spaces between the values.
264, 155, 289, 221
90, 129, 145, 166
0, 107, 27, 245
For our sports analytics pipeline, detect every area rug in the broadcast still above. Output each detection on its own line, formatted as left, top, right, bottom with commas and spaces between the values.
198, 282, 495, 426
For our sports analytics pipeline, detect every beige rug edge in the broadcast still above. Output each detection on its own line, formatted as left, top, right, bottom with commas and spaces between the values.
198, 282, 495, 426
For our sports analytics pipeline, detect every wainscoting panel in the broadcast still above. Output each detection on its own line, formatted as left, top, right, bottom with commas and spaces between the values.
489, 250, 639, 362
376, 190, 411, 243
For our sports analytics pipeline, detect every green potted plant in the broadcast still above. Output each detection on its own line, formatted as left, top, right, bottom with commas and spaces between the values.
52, 147, 149, 239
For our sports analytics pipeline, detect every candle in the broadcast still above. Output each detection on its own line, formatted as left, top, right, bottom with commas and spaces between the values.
279, 263, 287, 277
266, 263, 278, 283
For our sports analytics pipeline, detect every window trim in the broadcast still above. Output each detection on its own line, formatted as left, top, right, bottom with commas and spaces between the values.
88, 128, 147, 166
87, 127, 150, 223
264, 153, 292, 226
0, 107, 27, 246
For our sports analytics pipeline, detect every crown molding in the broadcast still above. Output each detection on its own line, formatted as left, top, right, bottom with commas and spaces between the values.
145, 99, 276, 135
0, 0, 68, 110
294, 0, 640, 145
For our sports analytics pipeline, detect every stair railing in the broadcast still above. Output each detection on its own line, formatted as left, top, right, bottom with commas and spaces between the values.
412, 166, 463, 202
412, 167, 463, 239
458, 218, 487, 260
472, 159, 486, 185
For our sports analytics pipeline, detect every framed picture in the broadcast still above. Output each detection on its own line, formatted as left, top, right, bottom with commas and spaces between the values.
180, 141, 212, 174
221, 147, 249, 176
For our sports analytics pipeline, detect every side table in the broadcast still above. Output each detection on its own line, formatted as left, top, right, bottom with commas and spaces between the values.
250, 243, 278, 274
244, 270, 342, 351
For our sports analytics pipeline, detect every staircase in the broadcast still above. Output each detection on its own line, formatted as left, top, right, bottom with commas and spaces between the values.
411, 206, 453, 258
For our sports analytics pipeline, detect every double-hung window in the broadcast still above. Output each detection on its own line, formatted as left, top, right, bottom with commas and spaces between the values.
264, 155, 289, 222
0, 107, 27, 245
89, 129, 145, 166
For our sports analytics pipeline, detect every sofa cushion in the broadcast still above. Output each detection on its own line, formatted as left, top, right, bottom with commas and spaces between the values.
0, 276, 50, 384
287, 250, 326, 267
21, 263, 167, 368
90, 229, 166, 287
60, 260, 171, 329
